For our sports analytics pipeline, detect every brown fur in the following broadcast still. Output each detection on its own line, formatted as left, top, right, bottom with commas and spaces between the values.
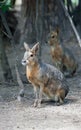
26, 63, 39, 84
48, 29, 78, 77
26, 63, 67, 103
22, 42, 69, 107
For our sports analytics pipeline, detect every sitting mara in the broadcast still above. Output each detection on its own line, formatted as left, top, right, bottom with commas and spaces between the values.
22, 42, 69, 107
48, 29, 78, 77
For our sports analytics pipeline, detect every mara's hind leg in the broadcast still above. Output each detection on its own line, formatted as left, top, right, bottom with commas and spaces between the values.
59, 97, 64, 105
55, 96, 64, 106
62, 65, 71, 77
54, 95, 60, 106
55, 89, 65, 106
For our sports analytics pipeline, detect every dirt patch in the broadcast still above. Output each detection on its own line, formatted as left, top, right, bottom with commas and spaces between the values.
0, 74, 81, 130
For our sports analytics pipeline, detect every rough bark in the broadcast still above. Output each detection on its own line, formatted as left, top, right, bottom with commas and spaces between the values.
72, 0, 81, 37
14, 0, 80, 48
0, 29, 13, 82
59, 0, 81, 47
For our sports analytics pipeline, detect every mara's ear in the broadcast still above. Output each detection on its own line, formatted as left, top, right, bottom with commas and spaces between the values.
31, 42, 39, 54
56, 27, 60, 34
24, 42, 30, 51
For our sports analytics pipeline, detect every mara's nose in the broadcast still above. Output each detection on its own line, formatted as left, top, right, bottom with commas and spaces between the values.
21, 59, 26, 66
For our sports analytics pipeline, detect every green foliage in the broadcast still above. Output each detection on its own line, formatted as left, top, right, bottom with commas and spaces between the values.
0, 0, 12, 12
64, 0, 79, 7
71, 0, 79, 7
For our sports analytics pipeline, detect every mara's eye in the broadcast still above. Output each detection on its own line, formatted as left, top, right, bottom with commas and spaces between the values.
30, 54, 33, 57
51, 35, 55, 38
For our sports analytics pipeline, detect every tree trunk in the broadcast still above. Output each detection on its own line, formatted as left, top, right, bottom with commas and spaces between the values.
39, 0, 44, 56
15, 0, 80, 47
0, 29, 13, 82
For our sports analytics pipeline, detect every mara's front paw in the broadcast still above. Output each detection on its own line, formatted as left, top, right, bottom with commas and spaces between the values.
33, 99, 38, 107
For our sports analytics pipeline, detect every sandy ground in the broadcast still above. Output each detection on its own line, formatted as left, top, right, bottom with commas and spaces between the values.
0, 79, 81, 130
0, 41, 81, 130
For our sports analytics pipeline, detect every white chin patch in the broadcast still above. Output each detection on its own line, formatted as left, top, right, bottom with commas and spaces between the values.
22, 62, 26, 66
27, 60, 29, 64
